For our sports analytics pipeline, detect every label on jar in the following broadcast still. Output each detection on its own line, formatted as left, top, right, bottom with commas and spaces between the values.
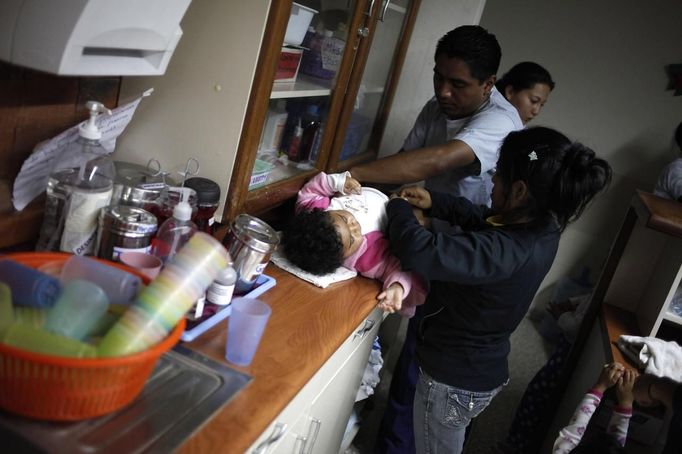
61, 187, 113, 255
112, 245, 152, 261
206, 282, 235, 306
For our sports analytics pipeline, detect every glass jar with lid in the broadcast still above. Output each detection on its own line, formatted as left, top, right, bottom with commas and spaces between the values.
184, 177, 221, 234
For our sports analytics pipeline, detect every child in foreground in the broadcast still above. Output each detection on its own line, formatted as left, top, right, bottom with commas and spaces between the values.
282, 171, 425, 316
553, 362, 635, 453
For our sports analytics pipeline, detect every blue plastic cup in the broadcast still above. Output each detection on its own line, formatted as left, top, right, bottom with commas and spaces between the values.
45, 279, 109, 341
225, 298, 271, 366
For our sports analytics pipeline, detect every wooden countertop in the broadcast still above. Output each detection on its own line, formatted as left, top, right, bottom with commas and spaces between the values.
600, 303, 641, 368
178, 264, 381, 453
633, 190, 682, 239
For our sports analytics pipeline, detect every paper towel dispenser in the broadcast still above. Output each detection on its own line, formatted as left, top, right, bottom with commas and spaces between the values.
0, 0, 192, 76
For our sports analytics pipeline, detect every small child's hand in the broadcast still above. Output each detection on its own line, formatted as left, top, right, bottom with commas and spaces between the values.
594, 362, 624, 393
344, 176, 362, 195
377, 283, 404, 314
398, 186, 432, 210
616, 368, 637, 408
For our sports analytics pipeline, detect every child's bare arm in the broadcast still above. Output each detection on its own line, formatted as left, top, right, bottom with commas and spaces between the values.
377, 282, 404, 314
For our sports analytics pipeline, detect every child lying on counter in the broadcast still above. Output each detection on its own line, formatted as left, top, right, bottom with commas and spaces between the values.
281, 171, 425, 316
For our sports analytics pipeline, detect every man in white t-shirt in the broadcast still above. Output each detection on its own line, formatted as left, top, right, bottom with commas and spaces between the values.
351, 25, 523, 207
357, 25, 523, 454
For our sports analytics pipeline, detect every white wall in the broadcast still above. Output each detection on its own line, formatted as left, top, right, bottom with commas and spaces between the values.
379, 0, 487, 158
480, 0, 682, 305
114, 0, 270, 220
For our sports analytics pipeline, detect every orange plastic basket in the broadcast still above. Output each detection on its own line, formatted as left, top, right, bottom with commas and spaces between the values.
0, 252, 185, 421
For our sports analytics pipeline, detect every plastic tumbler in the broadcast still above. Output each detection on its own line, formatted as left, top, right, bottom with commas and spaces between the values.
0, 282, 13, 334
45, 279, 110, 341
1, 323, 97, 358
0, 259, 61, 308
60, 255, 142, 305
225, 297, 272, 366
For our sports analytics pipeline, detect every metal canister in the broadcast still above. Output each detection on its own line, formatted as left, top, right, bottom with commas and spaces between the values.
96, 205, 158, 261
111, 161, 172, 213
222, 214, 279, 294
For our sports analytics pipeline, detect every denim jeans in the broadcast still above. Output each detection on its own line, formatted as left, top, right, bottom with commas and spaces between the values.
414, 369, 506, 454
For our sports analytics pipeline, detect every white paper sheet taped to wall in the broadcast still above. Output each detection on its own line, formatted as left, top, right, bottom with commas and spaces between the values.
12, 89, 153, 211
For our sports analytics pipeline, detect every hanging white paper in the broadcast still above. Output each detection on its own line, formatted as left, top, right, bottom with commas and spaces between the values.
12, 89, 153, 211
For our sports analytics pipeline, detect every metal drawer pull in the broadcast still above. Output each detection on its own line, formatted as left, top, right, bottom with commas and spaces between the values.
354, 319, 376, 339
365, 0, 376, 16
379, 0, 391, 21
252, 422, 287, 454
302, 418, 321, 454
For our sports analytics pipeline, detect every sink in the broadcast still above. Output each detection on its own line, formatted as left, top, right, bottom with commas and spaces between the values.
0, 345, 251, 453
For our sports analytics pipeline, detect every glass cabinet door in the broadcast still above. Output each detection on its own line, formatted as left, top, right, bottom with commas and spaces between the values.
331, 0, 415, 169
249, 0, 360, 191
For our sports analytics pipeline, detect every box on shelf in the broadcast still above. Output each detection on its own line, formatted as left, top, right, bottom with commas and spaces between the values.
249, 159, 275, 190
275, 46, 303, 83
284, 2, 317, 46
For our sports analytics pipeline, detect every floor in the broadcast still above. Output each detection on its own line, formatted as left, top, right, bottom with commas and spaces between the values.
348, 313, 552, 454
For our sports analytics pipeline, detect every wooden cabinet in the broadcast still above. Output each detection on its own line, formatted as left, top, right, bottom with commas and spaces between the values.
249, 307, 382, 454
223, 0, 420, 221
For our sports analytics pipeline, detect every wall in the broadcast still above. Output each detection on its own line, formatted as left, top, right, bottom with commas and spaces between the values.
379, 0, 487, 158
115, 0, 270, 221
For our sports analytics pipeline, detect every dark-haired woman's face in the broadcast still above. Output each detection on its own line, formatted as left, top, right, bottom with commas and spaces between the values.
433, 55, 494, 120
504, 83, 551, 125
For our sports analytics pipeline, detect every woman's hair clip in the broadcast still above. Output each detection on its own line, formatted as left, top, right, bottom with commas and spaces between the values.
528, 150, 538, 161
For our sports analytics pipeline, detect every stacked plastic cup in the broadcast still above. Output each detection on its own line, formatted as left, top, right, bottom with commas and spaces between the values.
98, 232, 230, 357
60, 255, 142, 306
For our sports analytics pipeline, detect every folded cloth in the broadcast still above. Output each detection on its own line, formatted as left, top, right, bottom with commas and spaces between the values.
270, 248, 357, 288
618, 335, 682, 382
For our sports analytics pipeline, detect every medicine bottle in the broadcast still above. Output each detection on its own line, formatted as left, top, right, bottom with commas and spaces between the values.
206, 265, 237, 306
184, 177, 221, 234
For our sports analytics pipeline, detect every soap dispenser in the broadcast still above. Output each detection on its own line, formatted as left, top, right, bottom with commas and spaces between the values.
36, 101, 116, 255
151, 187, 198, 264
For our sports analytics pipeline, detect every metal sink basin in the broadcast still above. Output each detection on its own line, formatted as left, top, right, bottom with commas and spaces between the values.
0, 345, 251, 453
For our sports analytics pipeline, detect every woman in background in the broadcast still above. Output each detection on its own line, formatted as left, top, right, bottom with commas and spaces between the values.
497, 62, 555, 125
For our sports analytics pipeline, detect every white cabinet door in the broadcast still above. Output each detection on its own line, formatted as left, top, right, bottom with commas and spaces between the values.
301, 308, 383, 454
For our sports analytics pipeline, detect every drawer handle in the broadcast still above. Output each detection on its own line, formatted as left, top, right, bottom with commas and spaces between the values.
302, 418, 321, 454
354, 319, 376, 340
252, 422, 287, 454
379, 0, 391, 21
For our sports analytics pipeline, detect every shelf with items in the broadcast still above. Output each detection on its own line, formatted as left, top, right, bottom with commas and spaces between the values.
271, 74, 333, 99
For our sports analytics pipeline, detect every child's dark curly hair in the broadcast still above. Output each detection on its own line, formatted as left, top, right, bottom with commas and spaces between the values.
282, 209, 344, 275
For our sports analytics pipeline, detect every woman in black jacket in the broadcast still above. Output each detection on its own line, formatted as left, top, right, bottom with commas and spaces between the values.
385, 127, 612, 454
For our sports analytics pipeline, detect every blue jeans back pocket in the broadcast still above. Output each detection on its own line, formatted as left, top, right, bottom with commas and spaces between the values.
444, 389, 494, 427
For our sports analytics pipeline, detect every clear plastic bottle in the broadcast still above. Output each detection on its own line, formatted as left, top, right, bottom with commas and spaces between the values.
36, 101, 115, 254
206, 264, 237, 306
299, 104, 321, 162
287, 118, 304, 161
151, 195, 198, 264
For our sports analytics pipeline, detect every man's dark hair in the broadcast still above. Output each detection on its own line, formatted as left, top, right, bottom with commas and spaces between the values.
434, 25, 501, 83
281, 209, 344, 275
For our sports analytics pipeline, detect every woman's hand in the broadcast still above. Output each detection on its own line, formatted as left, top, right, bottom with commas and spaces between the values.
398, 186, 432, 210
377, 282, 404, 314
616, 368, 637, 408
344, 176, 362, 195
593, 362, 624, 393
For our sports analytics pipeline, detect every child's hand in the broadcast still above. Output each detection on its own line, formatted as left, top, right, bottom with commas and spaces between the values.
616, 368, 637, 408
593, 362, 624, 393
398, 186, 432, 210
344, 176, 362, 195
377, 283, 404, 314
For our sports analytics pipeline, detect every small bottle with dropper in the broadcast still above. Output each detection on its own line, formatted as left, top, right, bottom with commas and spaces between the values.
151, 186, 198, 264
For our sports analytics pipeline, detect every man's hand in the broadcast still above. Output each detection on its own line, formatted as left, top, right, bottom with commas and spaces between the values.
377, 282, 404, 313
343, 176, 362, 194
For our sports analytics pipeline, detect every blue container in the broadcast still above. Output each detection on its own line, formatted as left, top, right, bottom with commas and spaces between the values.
0, 259, 61, 308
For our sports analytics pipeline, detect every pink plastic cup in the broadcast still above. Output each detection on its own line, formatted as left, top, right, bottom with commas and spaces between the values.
119, 251, 163, 280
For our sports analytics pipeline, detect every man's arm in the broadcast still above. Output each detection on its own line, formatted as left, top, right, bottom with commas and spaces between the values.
350, 140, 476, 184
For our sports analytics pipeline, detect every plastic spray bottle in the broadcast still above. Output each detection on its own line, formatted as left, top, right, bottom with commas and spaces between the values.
151, 187, 198, 264
36, 101, 115, 255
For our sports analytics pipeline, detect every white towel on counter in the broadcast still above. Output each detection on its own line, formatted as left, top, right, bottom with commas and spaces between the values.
617, 335, 682, 382
270, 248, 357, 288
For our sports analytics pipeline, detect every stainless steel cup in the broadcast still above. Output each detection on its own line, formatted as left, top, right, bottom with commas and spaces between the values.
222, 214, 279, 294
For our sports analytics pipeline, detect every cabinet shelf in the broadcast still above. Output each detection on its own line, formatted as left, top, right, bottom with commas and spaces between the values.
271, 75, 333, 99
663, 308, 682, 326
